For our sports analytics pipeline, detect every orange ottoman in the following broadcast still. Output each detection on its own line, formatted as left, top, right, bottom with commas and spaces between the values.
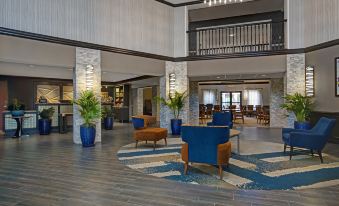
134, 128, 168, 150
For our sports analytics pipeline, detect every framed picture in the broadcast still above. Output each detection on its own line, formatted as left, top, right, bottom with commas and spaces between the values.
336, 58, 339, 97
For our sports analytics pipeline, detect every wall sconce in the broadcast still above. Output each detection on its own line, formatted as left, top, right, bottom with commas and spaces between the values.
169, 73, 176, 97
86, 64, 94, 90
305, 66, 315, 97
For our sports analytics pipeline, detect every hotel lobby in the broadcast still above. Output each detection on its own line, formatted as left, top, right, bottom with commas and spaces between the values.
1, 0, 339, 205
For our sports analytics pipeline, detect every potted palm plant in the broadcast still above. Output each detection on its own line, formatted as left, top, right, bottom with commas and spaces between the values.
102, 107, 114, 130
8, 98, 25, 117
39, 107, 55, 135
156, 91, 187, 135
281, 93, 314, 130
73, 90, 101, 147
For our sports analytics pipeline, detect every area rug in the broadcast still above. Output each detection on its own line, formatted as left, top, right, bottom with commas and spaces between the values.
117, 138, 339, 190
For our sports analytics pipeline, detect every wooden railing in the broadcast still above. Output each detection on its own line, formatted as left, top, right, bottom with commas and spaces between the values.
188, 21, 285, 56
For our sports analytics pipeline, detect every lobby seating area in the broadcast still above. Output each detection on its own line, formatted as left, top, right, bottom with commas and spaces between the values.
1, 0, 339, 205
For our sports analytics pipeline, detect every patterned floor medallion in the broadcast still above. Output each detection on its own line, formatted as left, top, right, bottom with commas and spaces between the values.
118, 138, 339, 190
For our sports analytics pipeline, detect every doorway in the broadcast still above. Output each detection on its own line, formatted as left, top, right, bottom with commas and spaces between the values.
0, 80, 8, 132
220, 91, 242, 110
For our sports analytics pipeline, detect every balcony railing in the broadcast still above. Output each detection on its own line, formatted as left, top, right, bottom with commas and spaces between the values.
188, 21, 285, 56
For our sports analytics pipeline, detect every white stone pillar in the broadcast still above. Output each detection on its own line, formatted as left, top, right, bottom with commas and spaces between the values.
160, 62, 189, 131
286, 53, 306, 127
270, 78, 288, 128
136, 88, 144, 115
189, 81, 199, 125
73, 47, 101, 144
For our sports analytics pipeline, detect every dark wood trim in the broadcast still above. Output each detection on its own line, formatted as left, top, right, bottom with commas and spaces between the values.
199, 82, 270, 86
106, 75, 156, 85
155, 0, 203, 7
0, 27, 175, 62
2, 26, 339, 62
335, 58, 339, 97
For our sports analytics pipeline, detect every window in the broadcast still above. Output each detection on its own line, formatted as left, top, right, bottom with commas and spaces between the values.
246, 90, 262, 106
202, 90, 216, 105
221, 91, 242, 110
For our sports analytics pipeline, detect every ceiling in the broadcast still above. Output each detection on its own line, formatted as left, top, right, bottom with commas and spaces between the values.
0, 35, 164, 83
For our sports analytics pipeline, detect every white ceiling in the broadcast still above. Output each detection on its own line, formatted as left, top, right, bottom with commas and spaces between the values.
0, 35, 164, 82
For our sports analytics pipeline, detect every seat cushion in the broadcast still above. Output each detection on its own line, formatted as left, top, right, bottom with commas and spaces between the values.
134, 128, 168, 141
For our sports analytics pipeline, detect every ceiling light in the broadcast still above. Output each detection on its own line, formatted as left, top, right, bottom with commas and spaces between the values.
204, 0, 244, 6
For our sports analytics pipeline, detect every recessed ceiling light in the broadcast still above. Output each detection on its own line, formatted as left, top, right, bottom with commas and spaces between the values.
261, 74, 267, 77
28, 65, 35, 68
216, 76, 221, 79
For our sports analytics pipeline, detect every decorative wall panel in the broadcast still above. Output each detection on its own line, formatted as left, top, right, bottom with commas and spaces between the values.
37, 85, 60, 103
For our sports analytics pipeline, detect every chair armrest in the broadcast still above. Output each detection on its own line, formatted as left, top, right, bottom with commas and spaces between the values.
207, 122, 214, 126
217, 141, 231, 165
282, 128, 311, 134
289, 132, 324, 150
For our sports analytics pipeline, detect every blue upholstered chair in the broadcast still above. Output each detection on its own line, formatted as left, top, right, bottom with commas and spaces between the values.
282, 117, 336, 163
207, 112, 233, 129
181, 126, 231, 179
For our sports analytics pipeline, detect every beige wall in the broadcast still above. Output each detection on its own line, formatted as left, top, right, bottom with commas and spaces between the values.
187, 55, 286, 77
306, 45, 339, 112
0, 0, 174, 57
286, 0, 339, 49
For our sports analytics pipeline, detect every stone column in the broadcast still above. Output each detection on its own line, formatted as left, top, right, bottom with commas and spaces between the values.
286, 53, 306, 127
270, 78, 288, 128
152, 86, 158, 119
73, 47, 101, 144
160, 61, 189, 132
136, 88, 144, 115
189, 81, 199, 125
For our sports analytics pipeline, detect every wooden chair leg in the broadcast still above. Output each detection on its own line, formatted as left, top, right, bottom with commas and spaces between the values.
289, 146, 294, 160
318, 150, 324, 163
184, 162, 188, 175
164, 137, 167, 146
153, 141, 156, 151
135, 140, 138, 148
311, 149, 314, 156
283, 144, 287, 153
218, 165, 223, 180
146, 140, 147, 144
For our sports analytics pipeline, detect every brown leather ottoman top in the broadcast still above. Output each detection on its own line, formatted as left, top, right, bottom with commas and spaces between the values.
134, 128, 168, 141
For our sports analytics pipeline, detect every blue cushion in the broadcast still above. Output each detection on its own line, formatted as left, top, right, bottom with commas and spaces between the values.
132, 117, 145, 129
181, 126, 229, 164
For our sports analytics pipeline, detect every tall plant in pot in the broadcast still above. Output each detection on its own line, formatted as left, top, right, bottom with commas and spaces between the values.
156, 91, 187, 135
73, 90, 101, 147
8, 98, 25, 117
39, 107, 55, 135
281, 93, 314, 130
102, 107, 114, 130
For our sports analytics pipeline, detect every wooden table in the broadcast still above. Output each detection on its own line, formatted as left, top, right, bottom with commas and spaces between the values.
230, 129, 241, 154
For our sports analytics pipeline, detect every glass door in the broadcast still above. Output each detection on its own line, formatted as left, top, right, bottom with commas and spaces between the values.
221, 91, 242, 110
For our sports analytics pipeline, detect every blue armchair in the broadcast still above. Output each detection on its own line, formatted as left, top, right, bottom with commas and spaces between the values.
207, 112, 233, 129
181, 126, 231, 179
282, 117, 336, 163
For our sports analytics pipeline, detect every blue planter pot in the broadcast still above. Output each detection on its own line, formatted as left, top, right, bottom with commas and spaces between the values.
104, 117, 113, 130
80, 125, 96, 147
11, 110, 24, 117
171, 119, 182, 135
294, 121, 312, 130
39, 119, 52, 135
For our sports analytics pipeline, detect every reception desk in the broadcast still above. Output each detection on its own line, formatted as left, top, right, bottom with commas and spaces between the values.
3, 103, 130, 136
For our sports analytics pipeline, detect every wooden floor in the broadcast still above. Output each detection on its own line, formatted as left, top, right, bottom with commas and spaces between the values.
0, 124, 339, 206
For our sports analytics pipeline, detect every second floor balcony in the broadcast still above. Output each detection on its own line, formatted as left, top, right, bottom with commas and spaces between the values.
188, 21, 285, 57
